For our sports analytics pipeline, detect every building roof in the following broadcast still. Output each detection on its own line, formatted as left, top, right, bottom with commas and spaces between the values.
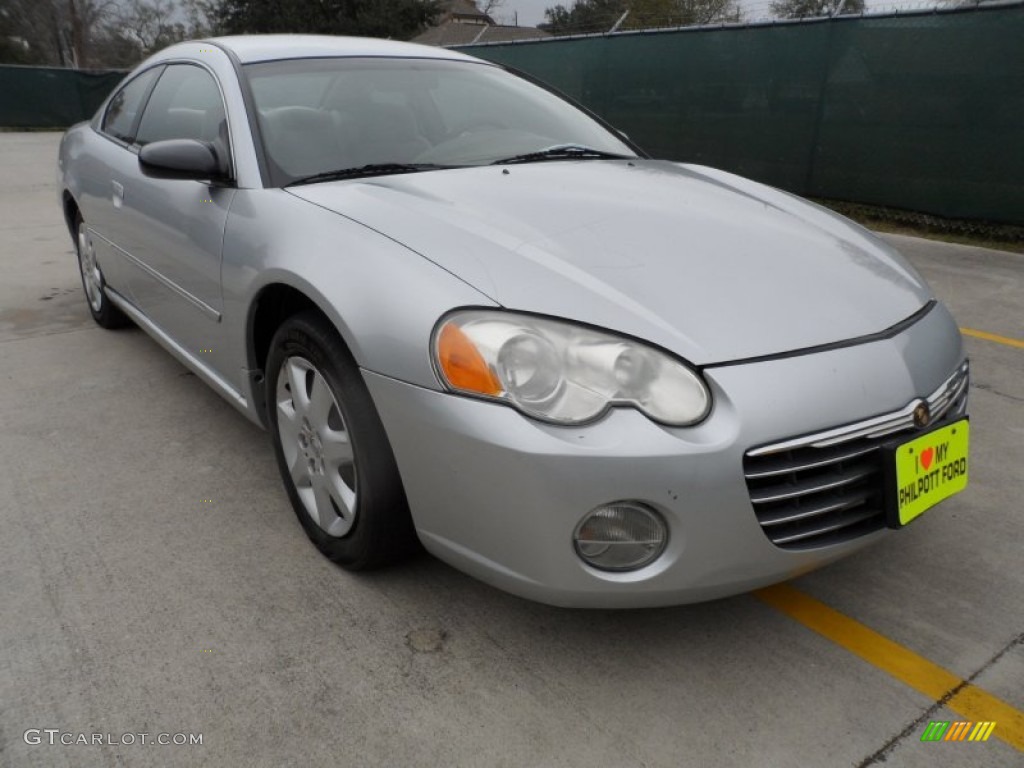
443, 0, 494, 24
413, 22, 551, 47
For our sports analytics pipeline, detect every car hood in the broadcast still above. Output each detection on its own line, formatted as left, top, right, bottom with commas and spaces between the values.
287, 160, 932, 365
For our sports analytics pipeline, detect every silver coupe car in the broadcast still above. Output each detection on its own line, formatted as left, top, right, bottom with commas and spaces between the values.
58, 35, 970, 607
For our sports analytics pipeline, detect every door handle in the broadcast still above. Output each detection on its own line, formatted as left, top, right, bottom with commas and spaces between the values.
112, 181, 124, 209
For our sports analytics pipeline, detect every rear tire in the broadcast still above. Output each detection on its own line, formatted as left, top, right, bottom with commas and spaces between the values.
75, 213, 129, 329
266, 311, 419, 570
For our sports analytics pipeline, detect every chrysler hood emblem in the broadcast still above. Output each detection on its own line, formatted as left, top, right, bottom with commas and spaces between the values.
913, 402, 931, 428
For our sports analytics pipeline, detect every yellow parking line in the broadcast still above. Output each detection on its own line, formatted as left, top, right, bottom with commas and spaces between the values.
960, 327, 1024, 349
756, 584, 1024, 752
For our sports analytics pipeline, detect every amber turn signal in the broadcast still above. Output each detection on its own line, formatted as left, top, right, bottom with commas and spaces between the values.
436, 322, 502, 396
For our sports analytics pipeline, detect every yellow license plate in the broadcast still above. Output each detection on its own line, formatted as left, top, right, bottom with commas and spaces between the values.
889, 419, 969, 527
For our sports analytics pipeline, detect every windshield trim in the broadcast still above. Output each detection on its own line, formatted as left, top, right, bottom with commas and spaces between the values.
209, 39, 271, 187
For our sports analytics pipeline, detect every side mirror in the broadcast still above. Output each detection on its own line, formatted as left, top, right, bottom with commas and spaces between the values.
139, 139, 228, 182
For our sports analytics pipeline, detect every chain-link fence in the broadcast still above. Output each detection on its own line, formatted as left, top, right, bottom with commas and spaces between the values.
461, 2, 1024, 225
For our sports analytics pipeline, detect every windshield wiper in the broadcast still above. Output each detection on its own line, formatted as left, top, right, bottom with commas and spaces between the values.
490, 145, 631, 165
286, 163, 453, 187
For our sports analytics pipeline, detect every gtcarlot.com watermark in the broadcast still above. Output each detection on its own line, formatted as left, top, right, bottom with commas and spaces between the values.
24, 729, 203, 747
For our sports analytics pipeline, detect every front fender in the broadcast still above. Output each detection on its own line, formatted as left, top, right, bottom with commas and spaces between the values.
220, 189, 497, 392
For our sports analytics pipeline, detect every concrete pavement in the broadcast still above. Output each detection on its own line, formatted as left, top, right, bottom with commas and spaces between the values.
1, 132, 1021, 767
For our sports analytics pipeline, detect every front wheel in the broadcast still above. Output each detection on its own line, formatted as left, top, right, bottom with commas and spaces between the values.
75, 213, 129, 329
265, 311, 419, 570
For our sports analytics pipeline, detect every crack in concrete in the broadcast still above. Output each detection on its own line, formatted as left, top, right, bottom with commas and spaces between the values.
855, 630, 1024, 766
971, 382, 1024, 404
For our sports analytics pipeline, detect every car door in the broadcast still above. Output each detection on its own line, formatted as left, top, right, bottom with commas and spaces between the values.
77, 65, 164, 299
119, 62, 236, 355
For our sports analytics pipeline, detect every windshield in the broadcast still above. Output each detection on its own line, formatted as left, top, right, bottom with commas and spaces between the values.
244, 57, 636, 186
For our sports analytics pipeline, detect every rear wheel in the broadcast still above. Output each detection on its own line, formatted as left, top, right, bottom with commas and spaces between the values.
266, 311, 419, 569
75, 213, 129, 328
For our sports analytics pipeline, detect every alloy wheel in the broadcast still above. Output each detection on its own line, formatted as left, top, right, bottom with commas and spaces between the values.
275, 356, 358, 537
77, 222, 104, 312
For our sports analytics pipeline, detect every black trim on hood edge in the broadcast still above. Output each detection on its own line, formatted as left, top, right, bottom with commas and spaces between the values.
705, 300, 938, 369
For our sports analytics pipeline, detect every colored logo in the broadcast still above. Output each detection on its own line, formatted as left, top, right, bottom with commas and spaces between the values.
920, 721, 996, 742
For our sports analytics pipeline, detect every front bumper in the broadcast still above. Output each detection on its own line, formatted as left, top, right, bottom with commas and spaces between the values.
364, 301, 966, 608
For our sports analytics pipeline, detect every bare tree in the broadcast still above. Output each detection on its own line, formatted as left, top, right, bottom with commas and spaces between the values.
0, 0, 115, 67
111, 0, 186, 53
770, 0, 864, 18
94, 0, 226, 68
0, 0, 62, 64
215, 0, 442, 40
624, 0, 740, 28
478, 0, 505, 15
544, 0, 739, 35
544, 0, 625, 35
182, 0, 227, 36
68, 0, 119, 67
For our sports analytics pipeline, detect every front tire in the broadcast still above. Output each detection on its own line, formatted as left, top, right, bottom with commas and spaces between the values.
266, 311, 419, 570
75, 213, 129, 329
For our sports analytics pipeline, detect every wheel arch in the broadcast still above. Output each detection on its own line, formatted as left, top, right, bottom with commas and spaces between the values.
246, 278, 364, 426
62, 190, 81, 239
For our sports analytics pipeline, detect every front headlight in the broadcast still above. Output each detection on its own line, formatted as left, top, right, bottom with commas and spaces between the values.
432, 310, 711, 426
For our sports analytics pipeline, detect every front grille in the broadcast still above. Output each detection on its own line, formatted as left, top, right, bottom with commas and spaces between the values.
744, 361, 969, 550
744, 436, 889, 549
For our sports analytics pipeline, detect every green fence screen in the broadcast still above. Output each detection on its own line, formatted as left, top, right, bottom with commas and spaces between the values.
460, 4, 1024, 225
2, 6, 1020, 224
0, 65, 125, 129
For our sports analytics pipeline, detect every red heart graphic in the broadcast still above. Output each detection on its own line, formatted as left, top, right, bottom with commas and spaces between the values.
920, 447, 934, 470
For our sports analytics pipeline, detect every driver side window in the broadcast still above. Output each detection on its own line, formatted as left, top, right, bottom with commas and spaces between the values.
135, 64, 229, 160
101, 67, 161, 143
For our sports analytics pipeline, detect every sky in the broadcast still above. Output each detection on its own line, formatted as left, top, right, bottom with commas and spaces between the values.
493, 0, 553, 27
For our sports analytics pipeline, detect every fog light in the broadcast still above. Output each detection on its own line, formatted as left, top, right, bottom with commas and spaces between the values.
573, 503, 667, 571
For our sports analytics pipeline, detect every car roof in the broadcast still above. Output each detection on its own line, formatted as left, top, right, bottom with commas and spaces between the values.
202, 34, 480, 65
